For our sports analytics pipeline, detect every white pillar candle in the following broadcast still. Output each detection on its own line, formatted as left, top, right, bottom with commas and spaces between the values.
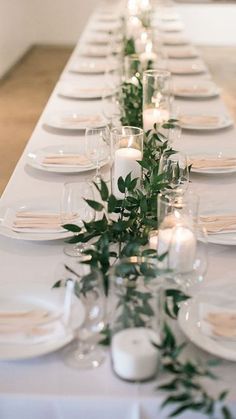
158, 226, 196, 273
140, 41, 157, 66
149, 231, 158, 250
143, 108, 170, 131
111, 327, 159, 381
113, 147, 142, 198
135, 31, 149, 54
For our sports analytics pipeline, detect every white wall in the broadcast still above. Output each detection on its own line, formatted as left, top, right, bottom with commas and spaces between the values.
0, 0, 36, 77
178, 4, 236, 45
0, 0, 96, 78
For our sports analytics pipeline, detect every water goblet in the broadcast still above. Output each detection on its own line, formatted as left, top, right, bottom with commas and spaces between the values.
62, 265, 106, 369
61, 181, 95, 257
85, 126, 111, 183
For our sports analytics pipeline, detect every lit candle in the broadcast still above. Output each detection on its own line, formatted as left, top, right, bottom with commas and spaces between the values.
113, 147, 142, 198
140, 41, 157, 66
143, 107, 169, 131
135, 31, 149, 54
126, 16, 143, 39
158, 226, 196, 273
111, 327, 159, 381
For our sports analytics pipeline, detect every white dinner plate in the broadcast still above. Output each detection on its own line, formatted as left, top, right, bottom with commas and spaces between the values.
0, 281, 84, 361
58, 83, 112, 100
178, 293, 236, 361
86, 34, 110, 45
79, 46, 109, 58
0, 200, 73, 241
180, 114, 233, 131
162, 36, 189, 46
44, 112, 106, 130
27, 144, 108, 174
190, 154, 236, 175
165, 47, 199, 59
69, 61, 115, 74
169, 62, 206, 75
173, 81, 220, 99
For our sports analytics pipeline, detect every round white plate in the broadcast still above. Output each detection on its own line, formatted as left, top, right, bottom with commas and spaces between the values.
173, 81, 219, 99
0, 281, 84, 361
58, 83, 111, 100
0, 200, 73, 241
69, 61, 114, 74
162, 36, 189, 46
86, 35, 110, 45
169, 63, 206, 75
190, 156, 236, 175
180, 114, 233, 131
44, 112, 106, 130
178, 294, 236, 361
79, 46, 108, 58
27, 145, 108, 174
166, 48, 199, 59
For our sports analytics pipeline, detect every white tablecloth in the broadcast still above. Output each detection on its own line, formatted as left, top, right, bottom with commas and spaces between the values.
1, 3, 236, 419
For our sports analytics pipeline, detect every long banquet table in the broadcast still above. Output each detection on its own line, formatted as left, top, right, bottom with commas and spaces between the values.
1, 2, 236, 418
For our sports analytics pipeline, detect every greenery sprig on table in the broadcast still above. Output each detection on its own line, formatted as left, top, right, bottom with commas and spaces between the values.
61, 123, 232, 418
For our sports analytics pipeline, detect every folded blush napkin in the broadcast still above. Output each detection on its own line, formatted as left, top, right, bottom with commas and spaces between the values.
180, 115, 220, 127
190, 157, 236, 170
42, 154, 91, 167
199, 302, 236, 340
0, 309, 65, 344
200, 214, 236, 234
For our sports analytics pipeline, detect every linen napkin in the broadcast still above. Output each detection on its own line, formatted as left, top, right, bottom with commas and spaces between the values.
42, 154, 91, 167
13, 211, 62, 231
199, 302, 236, 340
200, 214, 236, 234
168, 48, 196, 58
180, 115, 220, 128
190, 157, 236, 170
174, 86, 209, 95
59, 114, 103, 126
0, 308, 65, 344
169, 64, 204, 74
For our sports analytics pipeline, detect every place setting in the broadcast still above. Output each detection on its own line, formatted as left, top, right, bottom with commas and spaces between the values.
44, 111, 106, 131
179, 113, 234, 131
164, 46, 199, 59
172, 80, 220, 99
168, 59, 207, 75
189, 152, 236, 175
69, 59, 118, 75
57, 81, 113, 100
178, 288, 236, 362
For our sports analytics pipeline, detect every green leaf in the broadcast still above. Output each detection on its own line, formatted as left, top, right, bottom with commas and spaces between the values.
62, 224, 81, 233
118, 177, 126, 193
85, 199, 104, 211
100, 179, 109, 201
221, 406, 233, 419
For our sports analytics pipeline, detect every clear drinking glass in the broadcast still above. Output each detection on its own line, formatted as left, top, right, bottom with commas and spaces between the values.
61, 181, 95, 257
157, 191, 208, 291
158, 151, 189, 193
62, 265, 106, 369
102, 87, 122, 128
109, 257, 162, 382
85, 126, 111, 183
143, 69, 171, 131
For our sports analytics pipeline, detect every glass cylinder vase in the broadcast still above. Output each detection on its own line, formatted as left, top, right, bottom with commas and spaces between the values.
111, 126, 143, 198
109, 257, 163, 382
143, 69, 171, 131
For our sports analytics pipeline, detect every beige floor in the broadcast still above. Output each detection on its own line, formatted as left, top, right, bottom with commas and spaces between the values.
0, 45, 235, 196
0, 45, 73, 195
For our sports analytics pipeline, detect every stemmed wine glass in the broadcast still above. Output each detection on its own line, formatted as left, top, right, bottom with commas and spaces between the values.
102, 87, 122, 128
85, 126, 111, 183
62, 265, 106, 369
61, 181, 95, 257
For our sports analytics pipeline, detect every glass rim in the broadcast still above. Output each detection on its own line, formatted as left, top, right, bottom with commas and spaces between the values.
111, 126, 144, 138
143, 69, 171, 78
